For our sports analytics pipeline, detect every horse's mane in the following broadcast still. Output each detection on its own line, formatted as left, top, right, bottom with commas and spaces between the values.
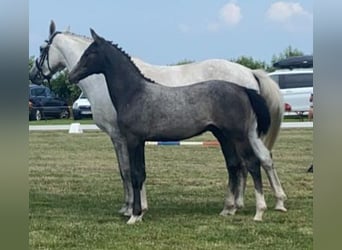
63, 31, 156, 84
63, 31, 93, 43
108, 41, 157, 84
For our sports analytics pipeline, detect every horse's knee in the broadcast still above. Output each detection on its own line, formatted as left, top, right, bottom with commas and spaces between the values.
131, 169, 146, 190
260, 156, 273, 170
132, 175, 143, 189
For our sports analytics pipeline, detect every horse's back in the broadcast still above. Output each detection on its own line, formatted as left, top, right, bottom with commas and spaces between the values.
146, 79, 252, 124
133, 58, 258, 89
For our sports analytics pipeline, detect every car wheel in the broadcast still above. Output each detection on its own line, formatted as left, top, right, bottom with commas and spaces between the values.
35, 109, 42, 121
72, 110, 82, 120
60, 109, 70, 119
73, 115, 81, 120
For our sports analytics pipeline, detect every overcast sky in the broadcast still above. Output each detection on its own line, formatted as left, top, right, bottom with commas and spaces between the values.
29, 0, 313, 65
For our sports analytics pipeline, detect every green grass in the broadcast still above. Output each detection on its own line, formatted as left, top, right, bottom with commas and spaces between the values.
29, 129, 313, 249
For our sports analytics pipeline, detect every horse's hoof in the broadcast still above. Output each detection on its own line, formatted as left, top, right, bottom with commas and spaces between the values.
220, 208, 236, 216
123, 208, 133, 217
275, 206, 287, 212
253, 208, 266, 221
118, 204, 133, 216
127, 215, 143, 225
253, 216, 263, 222
235, 200, 244, 209
275, 201, 287, 212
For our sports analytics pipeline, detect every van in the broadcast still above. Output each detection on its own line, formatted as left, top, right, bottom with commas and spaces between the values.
268, 56, 313, 115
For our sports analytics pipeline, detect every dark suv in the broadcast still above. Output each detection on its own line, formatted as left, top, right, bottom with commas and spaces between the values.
29, 84, 70, 120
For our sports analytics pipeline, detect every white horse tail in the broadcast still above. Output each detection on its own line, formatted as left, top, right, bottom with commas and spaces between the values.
252, 69, 284, 150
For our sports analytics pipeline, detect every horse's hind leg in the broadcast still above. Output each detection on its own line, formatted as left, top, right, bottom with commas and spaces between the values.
110, 137, 133, 215
212, 130, 244, 216
249, 156, 267, 221
236, 139, 267, 221
249, 159, 266, 221
249, 128, 287, 212
235, 164, 248, 209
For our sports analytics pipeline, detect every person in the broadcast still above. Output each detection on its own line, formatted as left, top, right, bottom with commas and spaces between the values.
308, 93, 313, 121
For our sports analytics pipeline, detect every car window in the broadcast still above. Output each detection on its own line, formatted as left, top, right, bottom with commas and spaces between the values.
30, 86, 57, 98
80, 92, 87, 99
31, 87, 47, 97
46, 88, 56, 98
271, 73, 313, 89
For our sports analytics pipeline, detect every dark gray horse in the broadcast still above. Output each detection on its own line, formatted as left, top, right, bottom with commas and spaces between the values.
69, 29, 275, 224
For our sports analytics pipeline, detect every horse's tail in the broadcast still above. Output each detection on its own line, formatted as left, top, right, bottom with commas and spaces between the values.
245, 88, 271, 137
252, 69, 284, 150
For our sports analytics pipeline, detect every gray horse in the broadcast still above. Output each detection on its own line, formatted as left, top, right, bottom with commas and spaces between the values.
30, 20, 286, 218
69, 29, 276, 224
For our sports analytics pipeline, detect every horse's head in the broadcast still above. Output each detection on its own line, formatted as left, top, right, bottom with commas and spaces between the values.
69, 29, 107, 83
29, 20, 66, 84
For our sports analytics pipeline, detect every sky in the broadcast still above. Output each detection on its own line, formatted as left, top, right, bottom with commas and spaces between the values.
29, 0, 313, 65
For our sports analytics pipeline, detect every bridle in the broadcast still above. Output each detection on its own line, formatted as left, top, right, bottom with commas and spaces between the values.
35, 31, 62, 83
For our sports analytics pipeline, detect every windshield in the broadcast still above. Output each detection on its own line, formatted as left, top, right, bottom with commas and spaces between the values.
30, 87, 47, 97
80, 92, 88, 99
30, 86, 56, 98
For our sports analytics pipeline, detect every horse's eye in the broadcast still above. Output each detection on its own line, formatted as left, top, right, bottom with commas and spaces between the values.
39, 45, 47, 53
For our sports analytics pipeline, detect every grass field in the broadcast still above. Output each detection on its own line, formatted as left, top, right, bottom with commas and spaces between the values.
29, 128, 313, 249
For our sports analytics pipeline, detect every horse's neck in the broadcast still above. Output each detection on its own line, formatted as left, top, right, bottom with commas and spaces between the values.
54, 34, 102, 98
103, 47, 146, 109
53, 34, 91, 70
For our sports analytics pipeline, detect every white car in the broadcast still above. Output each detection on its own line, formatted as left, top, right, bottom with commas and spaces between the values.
72, 92, 92, 120
268, 56, 313, 115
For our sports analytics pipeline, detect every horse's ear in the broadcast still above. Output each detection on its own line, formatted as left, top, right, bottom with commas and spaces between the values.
65, 25, 71, 32
50, 20, 56, 36
90, 28, 103, 44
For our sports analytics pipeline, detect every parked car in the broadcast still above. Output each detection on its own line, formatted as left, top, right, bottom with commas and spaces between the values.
72, 92, 92, 120
29, 84, 70, 121
268, 55, 313, 116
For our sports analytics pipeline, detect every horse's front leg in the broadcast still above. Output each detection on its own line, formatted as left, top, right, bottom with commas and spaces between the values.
110, 135, 148, 217
127, 142, 146, 224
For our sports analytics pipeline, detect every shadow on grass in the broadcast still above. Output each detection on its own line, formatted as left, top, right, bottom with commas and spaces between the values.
30, 190, 262, 225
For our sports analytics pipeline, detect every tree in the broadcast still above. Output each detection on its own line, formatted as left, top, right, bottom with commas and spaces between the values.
49, 70, 81, 105
29, 56, 35, 71
231, 56, 267, 70
169, 59, 195, 66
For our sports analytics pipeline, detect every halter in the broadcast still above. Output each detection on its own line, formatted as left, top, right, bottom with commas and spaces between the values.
35, 31, 62, 82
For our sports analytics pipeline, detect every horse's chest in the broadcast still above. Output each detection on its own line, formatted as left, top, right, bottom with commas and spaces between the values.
117, 111, 146, 135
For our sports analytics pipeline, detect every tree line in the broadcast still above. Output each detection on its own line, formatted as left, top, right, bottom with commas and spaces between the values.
29, 45, 308, 104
